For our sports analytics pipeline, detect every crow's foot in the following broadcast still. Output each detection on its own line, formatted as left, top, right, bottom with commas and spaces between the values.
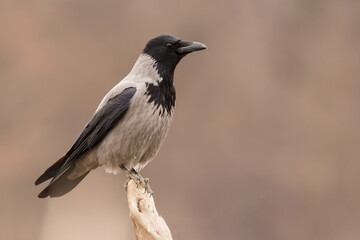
120, 164, 152, 195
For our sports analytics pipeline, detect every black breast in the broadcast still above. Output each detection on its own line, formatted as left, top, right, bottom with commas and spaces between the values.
145, 80, 176, 116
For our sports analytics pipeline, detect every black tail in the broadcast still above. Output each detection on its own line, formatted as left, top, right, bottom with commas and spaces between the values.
35, 156, 90, 198
37, 165, 90, 198
35, 156, 67, 185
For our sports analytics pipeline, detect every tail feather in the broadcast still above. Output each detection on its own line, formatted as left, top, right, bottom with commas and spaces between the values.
38, 165, 90, 198
36, 155, 90, 198
35, 155, 67, 185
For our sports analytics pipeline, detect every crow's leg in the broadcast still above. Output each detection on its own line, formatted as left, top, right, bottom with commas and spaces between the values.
130, 168, 154, 195
120, 164, 152, 195
120, 164, 139, 192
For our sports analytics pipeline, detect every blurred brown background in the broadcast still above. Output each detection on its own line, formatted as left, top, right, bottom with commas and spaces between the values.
1, 1, 360, 240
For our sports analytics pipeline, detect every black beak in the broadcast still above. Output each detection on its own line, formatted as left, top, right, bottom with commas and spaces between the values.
176, 40, 207, 54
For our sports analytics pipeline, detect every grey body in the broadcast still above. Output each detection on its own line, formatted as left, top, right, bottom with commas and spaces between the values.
70, 54, 173, 178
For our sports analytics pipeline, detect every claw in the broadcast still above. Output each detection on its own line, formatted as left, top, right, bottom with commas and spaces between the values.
140, 176, 146, 189
133, 176, 141, 187
144, 178, 149, 193
120, 165, 153, 196
124, 178, 130, 193
144, 178, 153, 196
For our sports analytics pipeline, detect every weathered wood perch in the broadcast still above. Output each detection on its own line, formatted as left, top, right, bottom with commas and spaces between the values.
126, 179, 173, 240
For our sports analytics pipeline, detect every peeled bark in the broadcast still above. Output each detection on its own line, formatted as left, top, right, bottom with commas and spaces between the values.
126, 179, 173, 240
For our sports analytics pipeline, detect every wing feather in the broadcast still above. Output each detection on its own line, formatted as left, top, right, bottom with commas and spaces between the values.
35, 86, 137, 197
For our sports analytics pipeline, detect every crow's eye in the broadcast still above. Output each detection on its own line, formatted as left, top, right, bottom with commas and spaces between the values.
166, 43, 173, 49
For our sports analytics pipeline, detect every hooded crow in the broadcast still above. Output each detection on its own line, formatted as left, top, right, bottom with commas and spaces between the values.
35, 35, 207, 198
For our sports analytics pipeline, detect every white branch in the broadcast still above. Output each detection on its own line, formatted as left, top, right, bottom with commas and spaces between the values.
126, 179, 173, 240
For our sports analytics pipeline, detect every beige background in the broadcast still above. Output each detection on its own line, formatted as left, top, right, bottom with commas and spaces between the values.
1, 1, 360, 240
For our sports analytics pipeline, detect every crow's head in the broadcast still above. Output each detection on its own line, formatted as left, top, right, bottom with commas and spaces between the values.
143, 34, 207, 73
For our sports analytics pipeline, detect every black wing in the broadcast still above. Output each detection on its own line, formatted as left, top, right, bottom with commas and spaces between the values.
35, 87, 136, 197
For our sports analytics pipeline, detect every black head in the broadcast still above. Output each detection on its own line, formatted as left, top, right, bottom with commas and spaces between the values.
143, 35, 207, 78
